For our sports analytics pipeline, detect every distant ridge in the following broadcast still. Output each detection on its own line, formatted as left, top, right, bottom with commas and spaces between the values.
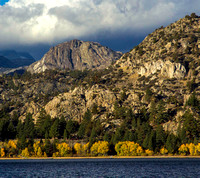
0, 50, 35, 68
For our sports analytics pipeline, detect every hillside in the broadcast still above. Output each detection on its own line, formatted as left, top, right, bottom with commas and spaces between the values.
0, 13, 200, 156
27, 39, 122, 73
0, 56, 15, 68
0, 50, 35, 74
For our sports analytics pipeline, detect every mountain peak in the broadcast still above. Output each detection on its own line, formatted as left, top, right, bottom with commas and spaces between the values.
27, 40, 122, 73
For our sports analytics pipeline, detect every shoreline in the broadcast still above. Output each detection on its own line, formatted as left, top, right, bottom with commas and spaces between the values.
1, 156, 200, 160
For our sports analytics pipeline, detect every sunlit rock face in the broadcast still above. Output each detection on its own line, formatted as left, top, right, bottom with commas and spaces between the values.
27, 39, 122, 73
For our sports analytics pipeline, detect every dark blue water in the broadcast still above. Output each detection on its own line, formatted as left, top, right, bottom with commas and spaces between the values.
0, 158, 200, 177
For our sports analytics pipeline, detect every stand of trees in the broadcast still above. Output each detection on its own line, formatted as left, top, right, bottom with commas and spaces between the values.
0, 94, 200, 158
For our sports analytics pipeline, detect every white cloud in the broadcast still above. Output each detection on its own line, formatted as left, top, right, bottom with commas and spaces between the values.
0, 0, 199, 46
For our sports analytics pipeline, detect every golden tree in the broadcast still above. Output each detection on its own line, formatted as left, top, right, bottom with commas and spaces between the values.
37, 147, 43, 157
21, 148, 30, 157
145, 149, 154, 156
91, 141, 109, 156
115, 141, 143, 156
0, 148, 5, 157
83, 142, 90, 156
178, 144, 189, 155
5, 140, 17, 157
160, 147, 168, 155
57, 142, 72, 157
74, 143, 82, 156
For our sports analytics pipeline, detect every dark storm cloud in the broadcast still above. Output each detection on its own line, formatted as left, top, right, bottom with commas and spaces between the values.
0, 0, 200, 58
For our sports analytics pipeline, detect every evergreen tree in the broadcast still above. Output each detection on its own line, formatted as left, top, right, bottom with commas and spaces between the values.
66, 119, 74, 138
155, 100, 168, 124
142, 134, 150, 149
183, 111, 198, 140
49, 118, 59, 139
112, 128, 123, 145
166, 134, 178, 154
155, 125, 166, 152
44, 139, 53, 157
59, 116, 67, 137
16, 120, 24, 139
43, 116, 52, 138
36, 108, 48, 137
123, 130, 130, 141
89, 127, 97, 145
7, 121, 16, 139
137, 123, 151, 145
0, 119, 9, 141
24, 113, 35, 138
129, 131, 136, 142
63, 129, 68, 140
103, 132, 111, 142
147, 130, 156, 151
77, 109, 92, 138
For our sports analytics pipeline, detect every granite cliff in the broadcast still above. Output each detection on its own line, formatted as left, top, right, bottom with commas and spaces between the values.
27, 39, 122, 73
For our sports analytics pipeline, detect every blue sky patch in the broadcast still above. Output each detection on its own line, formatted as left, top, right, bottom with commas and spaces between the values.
0, 0, 9, 6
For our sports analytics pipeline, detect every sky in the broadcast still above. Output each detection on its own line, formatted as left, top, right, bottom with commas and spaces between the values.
0, 0, 200, 60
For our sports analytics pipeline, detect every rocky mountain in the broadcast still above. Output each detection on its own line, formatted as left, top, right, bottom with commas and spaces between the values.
0, 50, 35, 68
27, 39, 122, 73
0, 14, 200, 140
0, 56, 15, 68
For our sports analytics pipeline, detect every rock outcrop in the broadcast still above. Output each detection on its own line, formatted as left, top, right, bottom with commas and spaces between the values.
138, 60, 186, 79
27, 39, 122, 73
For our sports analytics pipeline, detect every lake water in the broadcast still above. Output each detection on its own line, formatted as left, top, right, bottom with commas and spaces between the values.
0, 158, 200, 177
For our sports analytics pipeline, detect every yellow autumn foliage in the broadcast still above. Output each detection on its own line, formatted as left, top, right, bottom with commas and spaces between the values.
33, 141, 41, 157
145, 149, 154, 156
74, 143, 82, 155
57, 142, 71, 157
91, 141, 109, 156
21, 147, 30, 157
178, 144, 189, 155
83, 142, 90, 155
178, 143, 200, 156
187, 143, 195, 156
37, 147, 43, 157
7, 140, 17, 149
115, 141, 143, 156
160, 147, 168, 155
1, 148, 5, 157
4, 140, 18, 157
43, 152, 47, 157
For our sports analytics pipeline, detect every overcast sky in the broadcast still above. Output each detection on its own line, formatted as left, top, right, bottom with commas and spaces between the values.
0, 0, 200, 59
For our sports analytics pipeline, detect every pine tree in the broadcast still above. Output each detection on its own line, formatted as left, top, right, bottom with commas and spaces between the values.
155, 125, 166, 152
49, 119, 59, 139
166, 134, 178, 154
24, 113, 35, 138
59, 116, 66, 137
103, 132, 111, 142
7, 121, 16, 139
147, 130, 156, 151
89, 127, 97, 145
123, 130, 130, 141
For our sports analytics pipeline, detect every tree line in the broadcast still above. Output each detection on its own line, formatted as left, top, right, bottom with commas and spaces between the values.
0, 94, 200, 157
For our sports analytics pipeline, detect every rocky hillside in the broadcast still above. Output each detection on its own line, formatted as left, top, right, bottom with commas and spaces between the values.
0, 50, 35, 68
27, 39, 122, 73
0, 14, 200, 139
117, 13, 200, 80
